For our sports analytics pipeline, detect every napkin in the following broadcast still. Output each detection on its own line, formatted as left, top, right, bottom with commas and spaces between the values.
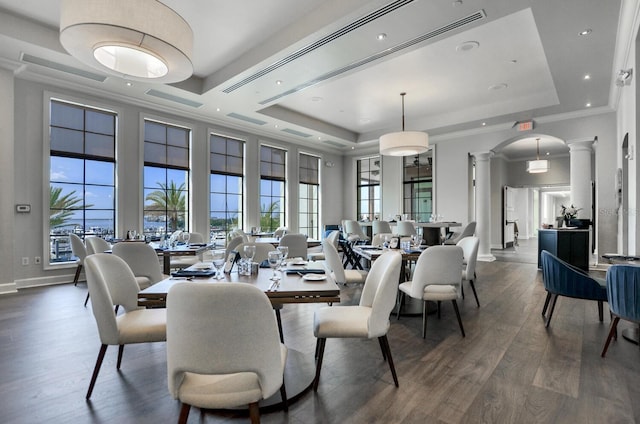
172, 269, 216, 278
285, 269, 326, 274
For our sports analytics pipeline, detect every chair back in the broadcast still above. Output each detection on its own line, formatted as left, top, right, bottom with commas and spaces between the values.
606, 265, 640, 322
273, 227, 288, 238
457, 236, 479, 280
322, 239, 346, 284
226, 236, 244, 257
409, 246, 463, 298
112, 242, 165, 284
167, 282, 284, 400
325, 230, 340, 248
85, 236, 111, 255
69, 233, 87, 263
359, 250, 402, 337
237, 242, 276, 263
371, 233, 393, 247
84, 254, 142, 344
279, 233, 307, 258
186, 232, 204, 243
396, 221, 416, 237
372, 220, 392, 236
540, 250, 607, 300
345, 220, 368, 241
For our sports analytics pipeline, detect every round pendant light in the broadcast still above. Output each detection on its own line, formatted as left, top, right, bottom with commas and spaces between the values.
380, 93, 429, 156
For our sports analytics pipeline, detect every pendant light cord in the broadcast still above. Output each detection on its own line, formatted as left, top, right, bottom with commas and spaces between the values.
400, 92, 406, 131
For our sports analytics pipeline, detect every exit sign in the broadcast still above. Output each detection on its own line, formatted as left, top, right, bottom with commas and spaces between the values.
517, 121, 534, 131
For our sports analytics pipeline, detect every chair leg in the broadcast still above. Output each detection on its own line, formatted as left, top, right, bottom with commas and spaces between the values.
248, 401, 260, 424
396, 292, 404, 320
274, 308, 284, 343
461, 283, 465, 299
280, 382, 288, 411
601, 317, 620, 357
314, 338, 320, 359
542, 292, 551, 316
597, 300, 604, 322
379, 335, 399, 387
545, 294, 559, 328
86, 344, 108, 399
84, 292, 90, 307
178, 403, 191, 424
313, 338, 326, 392
378, 337, 387, 361
116, 345, 124, 369
452, 300, 465, 338
469, 279, 480, 308
73, 264, 82, 286
422, 300, 428, 339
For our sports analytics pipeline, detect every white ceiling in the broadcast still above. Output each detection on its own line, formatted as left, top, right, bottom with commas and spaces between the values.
0, 0, 625, 158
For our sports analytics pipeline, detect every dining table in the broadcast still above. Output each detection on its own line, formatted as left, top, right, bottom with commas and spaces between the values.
138, 260, 340, 411
148, 242, 213, 275
358, 221, 461, 244
254, 237, 322, 249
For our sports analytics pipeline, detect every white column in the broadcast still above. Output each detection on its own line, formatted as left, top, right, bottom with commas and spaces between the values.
0, 68, 16, 293
471, 151, 495, 261
567, 138, 594, 218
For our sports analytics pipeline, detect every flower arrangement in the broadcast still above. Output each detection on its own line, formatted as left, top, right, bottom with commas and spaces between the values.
560, 204, 581, 220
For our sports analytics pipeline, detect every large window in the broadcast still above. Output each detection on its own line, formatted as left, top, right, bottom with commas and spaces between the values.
260, 145, 286, 232
357, 156, 381, 221
49, 100, 116, 264
299, 153, 320, 239
210, 134, 244, 241
143, 120, 190, 238
403, 151, 433, 222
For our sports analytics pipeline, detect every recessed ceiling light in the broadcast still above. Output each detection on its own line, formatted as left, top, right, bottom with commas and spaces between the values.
276, 80, 282, 85
456, 41, 479, 53
274, 124, 279, 128
351, 146, 355, 150
584, 74, 591, 80
488, 83, 508, 91
216, 107, 221, 112
377, 33, 387, 41
482, 122, 486, 126
125, 81, 133, 87
452, 0, 463, 6
585, 102, 591, 107
318, 136, 322, 140
579, 29, 592, 36
546, 152, 550, 156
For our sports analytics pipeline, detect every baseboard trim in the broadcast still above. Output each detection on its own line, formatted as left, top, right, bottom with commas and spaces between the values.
14, 274, 77, 290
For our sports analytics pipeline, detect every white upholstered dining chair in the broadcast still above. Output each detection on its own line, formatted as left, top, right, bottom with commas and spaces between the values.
278, 233, 308, 259
167, 282, 287, 424
85, 236, 111, 255
458, 236, 480, 307
322, 239, 367, 285
112, 242, 167, 289
313, 250, 402, 390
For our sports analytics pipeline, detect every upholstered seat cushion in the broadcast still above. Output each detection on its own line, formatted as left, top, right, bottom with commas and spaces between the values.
115, 309, 167, 344
344, 269, 368, 284
423, 284, 458, 301
135, 276, 153, 290
314, 305, 373, 338
178, 372, 262, 409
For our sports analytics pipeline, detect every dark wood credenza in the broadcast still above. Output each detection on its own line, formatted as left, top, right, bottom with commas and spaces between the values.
538, 228, 590, 271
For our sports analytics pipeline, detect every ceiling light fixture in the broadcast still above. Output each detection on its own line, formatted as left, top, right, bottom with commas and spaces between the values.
616, 68, 633, 87
379, 92, 429, 156
527, 138, 549, 174
59, 0, 193, 83
377, 33, 387, 41
579, 29, 592, 36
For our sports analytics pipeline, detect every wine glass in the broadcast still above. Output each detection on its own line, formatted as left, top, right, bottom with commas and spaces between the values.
268, 251, 281, 281
243, 245, 256, 262
182, 232, 191, 245
277, 245, 289, 269
211, 250, 226, 280
411, 234, 421, 249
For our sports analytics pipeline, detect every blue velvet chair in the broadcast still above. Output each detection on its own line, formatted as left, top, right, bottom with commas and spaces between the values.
601, 264, 640, 357
540, 250, 607, 328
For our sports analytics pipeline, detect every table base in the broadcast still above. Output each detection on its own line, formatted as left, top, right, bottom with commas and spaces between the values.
622, 327, 639, 345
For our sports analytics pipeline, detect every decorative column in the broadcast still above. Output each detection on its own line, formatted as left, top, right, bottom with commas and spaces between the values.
471, 151, 495, 261
0, 68, 15, 293
567, 138, 595, 218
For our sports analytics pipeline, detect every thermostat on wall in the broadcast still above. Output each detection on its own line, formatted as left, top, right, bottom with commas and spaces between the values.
16, 204, 31, 213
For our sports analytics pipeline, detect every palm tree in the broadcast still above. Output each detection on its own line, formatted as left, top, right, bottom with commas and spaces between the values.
260, 200, 280, 231
49, 186, 84, 228
145, 181, 186, 232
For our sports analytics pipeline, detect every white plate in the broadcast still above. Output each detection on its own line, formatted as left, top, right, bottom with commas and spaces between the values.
291, 260, 308, 266
193, 263, 212, 270
303, 274, 327, 281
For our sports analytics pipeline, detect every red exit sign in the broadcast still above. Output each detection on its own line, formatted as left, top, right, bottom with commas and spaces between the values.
517, 121, 534, 131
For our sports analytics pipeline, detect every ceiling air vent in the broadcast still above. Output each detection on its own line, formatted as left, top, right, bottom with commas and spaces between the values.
227, 112, 267, 126
281, 128, 312, 138
21, 53, 106, 82
145, 89, 203, 108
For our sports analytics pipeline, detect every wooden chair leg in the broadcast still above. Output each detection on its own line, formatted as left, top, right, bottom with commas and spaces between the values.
313, 338, 326, 392
280, 382, 288, 411
377, 337, 387, 361
73, 264, 82, 286
274, 308, 284, 343
396, 292, 404, 320
116, 345, 124, 369
86, 344, 108, 399
452, 300, 465, 338
248, 401, 260, 424
314, 338, 320, 359
601, 317, 620, 357
469, 279, 480, 308
422, 300, 428, 339
597, 300, 604, 322
84, 292, 90, 307
542, 292, 551, 316
545, 294, 559, 328
178, 403, 191, 424
379, 335, 399, 387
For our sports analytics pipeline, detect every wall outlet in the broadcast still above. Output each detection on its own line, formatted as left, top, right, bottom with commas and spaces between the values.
34, 256, 41, 265
22, 257, 29, 266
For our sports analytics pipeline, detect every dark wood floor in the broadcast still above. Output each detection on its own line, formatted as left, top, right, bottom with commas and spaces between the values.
1, 260, 639, 423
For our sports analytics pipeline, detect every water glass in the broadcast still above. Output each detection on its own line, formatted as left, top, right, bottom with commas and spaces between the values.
211, 250, 226, 280
268, 251, 281, 281
277, 245, 289, 269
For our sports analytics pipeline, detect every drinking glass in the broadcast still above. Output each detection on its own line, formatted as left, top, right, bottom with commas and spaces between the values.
211, 250, 226, 280
268, 251, 281, 281
382, 234, 390, 249
411, 234, 421, 249
243, 245, 256, 262
182, 232, 191, 244
277, 245, 289, 269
